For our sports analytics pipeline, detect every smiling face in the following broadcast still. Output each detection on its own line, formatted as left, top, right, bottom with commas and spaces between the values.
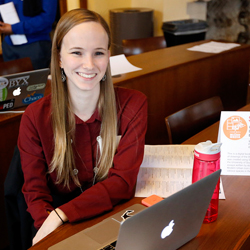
59, 21, 110, 97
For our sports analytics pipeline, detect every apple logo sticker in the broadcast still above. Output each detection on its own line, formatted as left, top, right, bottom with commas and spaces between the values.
161, 220, 175, 239
13, 87, 21, 96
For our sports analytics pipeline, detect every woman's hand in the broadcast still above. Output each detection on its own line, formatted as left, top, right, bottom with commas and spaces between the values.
0, 22, 12, 34
32, 208, 68, 245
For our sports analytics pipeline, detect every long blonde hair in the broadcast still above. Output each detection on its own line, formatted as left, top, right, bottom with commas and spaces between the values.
49, 9, 117, 188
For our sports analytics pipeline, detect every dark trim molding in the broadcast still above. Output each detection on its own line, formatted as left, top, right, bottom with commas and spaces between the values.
80, 0, 87, 9
59, 0, 87, 16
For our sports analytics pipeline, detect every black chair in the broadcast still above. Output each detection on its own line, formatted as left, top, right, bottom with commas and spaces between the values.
165, 96, 224, 144
4, 146, 34, 250
122, 36, 166, 57
4, 147, 82, 250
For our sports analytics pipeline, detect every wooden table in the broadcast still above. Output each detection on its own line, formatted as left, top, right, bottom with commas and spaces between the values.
183, 103, 250, 145
113, 40, 250, 145
29, 104, 250, 250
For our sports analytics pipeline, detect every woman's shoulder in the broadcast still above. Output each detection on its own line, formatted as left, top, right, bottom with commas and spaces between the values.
115, 87, 147, 104
114, 87, 147, 117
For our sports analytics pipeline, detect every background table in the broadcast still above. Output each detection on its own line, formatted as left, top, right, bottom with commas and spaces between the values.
113, 40, 250, 145
183, 103, 250, 145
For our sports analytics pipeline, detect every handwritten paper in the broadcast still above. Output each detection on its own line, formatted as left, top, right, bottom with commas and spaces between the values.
110, 54, 142, 76
218, 111, 250, 175
187, 41, 240, 53
0, 2, 27, 45
135, 144, 225, 199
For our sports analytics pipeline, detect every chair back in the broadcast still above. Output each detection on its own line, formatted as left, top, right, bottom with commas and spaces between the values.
0, 57, 33, 76
122, 36, 166, 57
4, 146, 33, 250
165, 96, 224, 144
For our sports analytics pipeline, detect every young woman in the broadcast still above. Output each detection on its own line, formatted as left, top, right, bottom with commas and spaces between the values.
18, 9, 147, 244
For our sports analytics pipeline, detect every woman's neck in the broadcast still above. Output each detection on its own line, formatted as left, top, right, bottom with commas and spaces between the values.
69, 86, 100, 122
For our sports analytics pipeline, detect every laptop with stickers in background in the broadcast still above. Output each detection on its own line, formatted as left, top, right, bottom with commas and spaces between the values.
0, 68, 49, 111
48, 170, 221, 250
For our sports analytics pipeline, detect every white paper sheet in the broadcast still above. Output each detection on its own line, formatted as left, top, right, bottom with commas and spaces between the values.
187, 41, 240, 53
135, 144, 225, 199
110, 54, 142, 76
218, 111, 250, 176
0, 2, 27, 45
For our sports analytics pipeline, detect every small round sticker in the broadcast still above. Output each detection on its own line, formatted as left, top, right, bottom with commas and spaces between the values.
0, 77, 8, 89
223, 116, 247, 140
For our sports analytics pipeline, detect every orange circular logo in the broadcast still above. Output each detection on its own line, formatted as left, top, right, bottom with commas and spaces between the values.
223, 116, 247, 140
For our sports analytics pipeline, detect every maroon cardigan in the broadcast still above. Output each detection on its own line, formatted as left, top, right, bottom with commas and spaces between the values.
18, 87, 147, 229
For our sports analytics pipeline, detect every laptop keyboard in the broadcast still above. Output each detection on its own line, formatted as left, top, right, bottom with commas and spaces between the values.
99, 240, 117, 249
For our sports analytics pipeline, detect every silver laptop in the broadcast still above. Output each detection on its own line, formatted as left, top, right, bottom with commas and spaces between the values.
48, 170, 221, 250
0, 68, 49, 111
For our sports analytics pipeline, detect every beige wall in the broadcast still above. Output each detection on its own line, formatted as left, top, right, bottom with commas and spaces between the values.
67, 0, 195, 36
67, 0, 80, 10
131, 0, 195, 35
87, 0, 132, 25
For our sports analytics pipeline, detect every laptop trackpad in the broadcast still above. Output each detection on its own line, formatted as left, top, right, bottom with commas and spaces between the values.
84, 218, 121, 244
48, 233, 102, 250
48, 219, 120, 250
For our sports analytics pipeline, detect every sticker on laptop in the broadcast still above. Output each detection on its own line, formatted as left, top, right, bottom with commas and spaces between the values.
27, 83, 46, 91
0, 77, 8, 102
8, 75, 30, 89
0, 99, 15, 111
22, 92, 44, 105
0, 87, 8, 102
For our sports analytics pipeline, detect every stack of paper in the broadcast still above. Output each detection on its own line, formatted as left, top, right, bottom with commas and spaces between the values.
187, 41, 240, 53
0, 2, 27, 45
135, 145, 195, 198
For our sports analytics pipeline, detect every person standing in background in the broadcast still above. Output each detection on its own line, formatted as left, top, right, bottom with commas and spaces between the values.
0, 0, 58, 69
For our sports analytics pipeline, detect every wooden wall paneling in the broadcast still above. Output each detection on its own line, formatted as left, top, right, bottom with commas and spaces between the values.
59, 0, 67, 16
80, 0, 87, 9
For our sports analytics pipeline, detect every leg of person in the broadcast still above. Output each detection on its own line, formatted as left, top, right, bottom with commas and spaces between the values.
27, 40, 52, 70
2, 40, 20, 62
2, 40, 52, 70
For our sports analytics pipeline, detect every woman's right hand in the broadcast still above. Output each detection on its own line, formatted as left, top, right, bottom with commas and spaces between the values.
32, 209, 68, 245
